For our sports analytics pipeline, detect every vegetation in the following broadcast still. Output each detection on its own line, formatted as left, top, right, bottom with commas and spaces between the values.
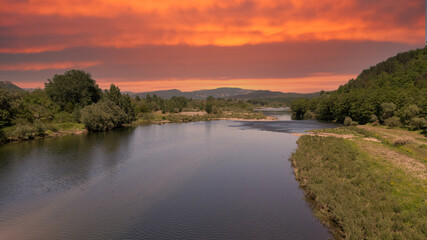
0, 70, 138, 143
291, 126, 426, 240
45, 70, 102, 111
291, 47, 427, 134
0, 70, 274, 144
80, 99, 128, 131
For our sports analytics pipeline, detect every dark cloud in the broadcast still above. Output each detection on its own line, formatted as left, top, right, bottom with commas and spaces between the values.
0, 40, 419, 84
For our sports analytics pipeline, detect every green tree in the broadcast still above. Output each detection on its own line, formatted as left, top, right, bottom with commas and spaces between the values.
45, 70, 102, 111
103, 84, 135, 123
205, 96, 215, 114
0, 88, 12, 127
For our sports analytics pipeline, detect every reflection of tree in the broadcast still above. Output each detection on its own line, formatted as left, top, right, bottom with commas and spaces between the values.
0, 127, 136, 204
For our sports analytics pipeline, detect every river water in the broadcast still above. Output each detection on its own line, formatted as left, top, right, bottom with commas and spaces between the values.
0, 112, 334, 239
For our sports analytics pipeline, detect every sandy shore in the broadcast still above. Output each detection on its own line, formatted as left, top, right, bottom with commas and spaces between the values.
214, 116, 278, 121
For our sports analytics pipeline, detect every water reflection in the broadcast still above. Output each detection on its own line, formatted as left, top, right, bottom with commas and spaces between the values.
0, 119, 332, 239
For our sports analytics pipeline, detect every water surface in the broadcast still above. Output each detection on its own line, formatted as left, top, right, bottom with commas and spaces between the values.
0, 112, 332, 239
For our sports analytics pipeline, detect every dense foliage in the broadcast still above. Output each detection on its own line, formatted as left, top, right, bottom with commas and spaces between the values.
80, 99, 129, 131
0, 70, 262, 143
291, 47, 427, 132
0, 70, 139, 142
45, 70, 102, 111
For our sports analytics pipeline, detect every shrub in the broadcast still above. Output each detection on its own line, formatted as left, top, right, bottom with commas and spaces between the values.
80, 100, 128, 131
304, 110, 316, 119
212, 105, 222, 114
384, 116, 401, 128
408, 117, 427, 131
34, 120, 47, 136
381, 102, 397, 120
370, 115, 378, 123
9, 124, 36, 140
400, 105, 420, 123
392, 136, 413, 147
343, 117, 352, 126
0, 129, 7, 144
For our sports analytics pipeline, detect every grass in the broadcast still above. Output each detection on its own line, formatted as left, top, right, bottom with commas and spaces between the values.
130, 111, 268, 125
291, 126, 427, 240
2, 121, 85, 142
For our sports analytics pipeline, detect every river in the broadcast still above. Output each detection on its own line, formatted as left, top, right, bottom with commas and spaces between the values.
0, 112, 334, 239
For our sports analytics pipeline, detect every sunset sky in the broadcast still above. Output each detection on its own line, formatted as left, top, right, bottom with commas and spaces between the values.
0, 0, 425, 92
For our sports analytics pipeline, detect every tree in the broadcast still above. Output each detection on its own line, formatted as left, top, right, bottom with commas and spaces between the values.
0, 88, 12, 127
44, 70, 102, 111
104, 84, 135, 122
381, 102, 397, 121
205, 96, 215, 114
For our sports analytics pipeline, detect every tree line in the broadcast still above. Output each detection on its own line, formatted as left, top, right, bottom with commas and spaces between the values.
0, 69, 256, 143
291, 47, 427, 134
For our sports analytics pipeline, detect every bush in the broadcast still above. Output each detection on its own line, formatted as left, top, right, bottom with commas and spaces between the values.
408, 117, 427, 130
34, 121, 47, 136
80, 100, 128, 131
384, 116, 401, 128
392, 136, 413, 147
370, 115, 378, 123
0, 129, 7, 144
8, 124, 36, 140
343, 117, 353, 126
212, 105, 222, 114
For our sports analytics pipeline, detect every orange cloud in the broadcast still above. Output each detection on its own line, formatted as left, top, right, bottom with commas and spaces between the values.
0, 61, 101, 71
0, 0, 423, 53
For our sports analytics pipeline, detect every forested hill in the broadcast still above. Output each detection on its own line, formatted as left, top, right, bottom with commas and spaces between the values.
291, 47, 427, 132
344, 47, 426, 90
0, 81, 23, 92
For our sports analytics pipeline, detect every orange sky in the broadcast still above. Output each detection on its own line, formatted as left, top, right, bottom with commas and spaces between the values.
0, 0, 424, 92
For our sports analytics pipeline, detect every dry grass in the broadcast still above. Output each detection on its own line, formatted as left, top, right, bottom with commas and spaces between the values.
391, 136, 414, 147
291, 126, 427, 239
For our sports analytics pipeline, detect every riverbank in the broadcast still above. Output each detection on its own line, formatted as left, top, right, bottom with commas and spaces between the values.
291, 125, 426, 239
129, 111, 277, 125
0, 111, 276, 145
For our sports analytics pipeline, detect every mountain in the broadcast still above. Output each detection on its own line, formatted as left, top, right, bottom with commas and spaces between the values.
133, 87, 252, 99
0, 81, 23, 92
132, 87, 321, 100
232, 90, 321, 99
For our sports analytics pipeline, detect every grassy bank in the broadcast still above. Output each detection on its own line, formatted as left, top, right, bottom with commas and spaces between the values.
0, 111, 272, 144
129, 111, 272, 125
291, 126, 426, 240
1, 121, 86, 142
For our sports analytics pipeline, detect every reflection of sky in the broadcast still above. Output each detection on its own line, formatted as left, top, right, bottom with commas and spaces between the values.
0, 120, 332, 239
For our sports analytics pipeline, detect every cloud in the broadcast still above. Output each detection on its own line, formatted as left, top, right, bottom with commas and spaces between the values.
0, 0, 424, 53
0, 40, 419, 92
0, 61, 101, 71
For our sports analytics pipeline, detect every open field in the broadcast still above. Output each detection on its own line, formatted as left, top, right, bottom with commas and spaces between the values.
291, 125, 427, 240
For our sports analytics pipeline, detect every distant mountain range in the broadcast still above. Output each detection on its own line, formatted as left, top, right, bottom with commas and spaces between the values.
0, 81, 321, 100
0, 81, 23, 92
132, 87, 321, 100
132, 88, 252, 99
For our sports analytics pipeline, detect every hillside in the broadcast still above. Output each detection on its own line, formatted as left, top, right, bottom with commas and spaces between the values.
0, 81, 23, 92
133, 87, 321, 102
291, 46, 427, 131
232, 90, 321, 99
133, 87, 252, 99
